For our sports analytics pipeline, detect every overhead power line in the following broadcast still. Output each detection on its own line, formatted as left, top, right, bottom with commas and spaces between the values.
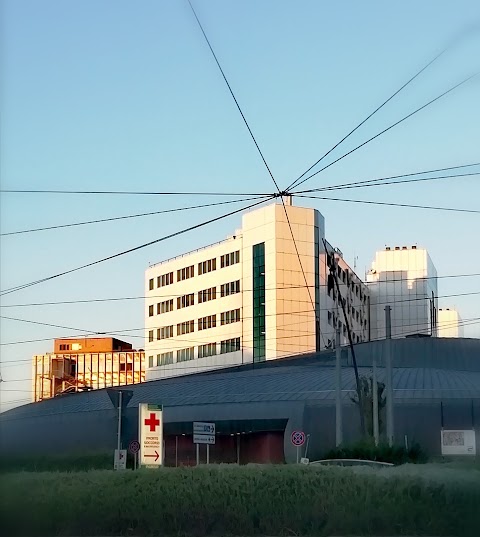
289, 71, 479, 191
187, 0, 281, 193
0, 197, 273, 297
296, 194, 480, 214
293, 163, 480, 195
285, 44, 449, 191
0, 189, 271, 196
0, 196, 269, 237
2, 276, 480, 309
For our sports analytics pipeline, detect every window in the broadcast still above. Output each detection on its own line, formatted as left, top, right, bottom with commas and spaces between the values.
149, 278, 154, 290
148, 356, 154, 368
220, 250, 240, 268
177, 320, 195, 336
342, 270, 346, 283
198, 286, 216, 304
328, 311, 332, 325
220, 308, 241, 325
198, 343, 217, 358
148, 305, 154, 317
59, 344, 71, 351
148, 330, 154, 343
177, 265, 194, 282
198, 315, 216, 331
157, 352, 173, 366
177, 347, 194, 362
198, 257, 217, 275
220, 280, 240, 297
157, 271, 174, 288
177, 293, 194, 309
253, 242, 265, 362
120, 362, 133, 372
220, 337, 241, 354
356, 285, 359, 297
157, 325, 174, 340
157, 299, 174, 314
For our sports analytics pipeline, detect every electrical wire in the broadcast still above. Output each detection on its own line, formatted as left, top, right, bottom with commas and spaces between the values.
289, 71, 479, 191
187, 0, 281, 193
0, 196, 273, 297
296, 194, 480, 214
2, 277, 479, 309
294, 169, 480, 195
0, 196, 270, 237
286, 45, 449, 191
0, 189, 272, 196
2, 289, 479, 347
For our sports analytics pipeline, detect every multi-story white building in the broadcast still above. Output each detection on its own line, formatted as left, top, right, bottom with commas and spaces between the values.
438, 308, 464, 338
366, 246, 438, 341
145, 201, 369, 380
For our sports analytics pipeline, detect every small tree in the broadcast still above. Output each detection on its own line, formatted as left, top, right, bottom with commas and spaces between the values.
351, 375, 386, 438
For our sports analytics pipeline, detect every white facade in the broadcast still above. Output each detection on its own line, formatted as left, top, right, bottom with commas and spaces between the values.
366, 246, 438, 341
438, 309, 464, 338
145, 202, 369, 380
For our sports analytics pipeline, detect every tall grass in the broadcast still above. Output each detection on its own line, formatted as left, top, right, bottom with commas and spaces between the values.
1, 464, 478, 536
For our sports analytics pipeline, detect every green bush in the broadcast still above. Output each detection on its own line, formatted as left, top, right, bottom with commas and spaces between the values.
1, 464, 478, 536
0, 453, 113, 473
323, 438, 428, 464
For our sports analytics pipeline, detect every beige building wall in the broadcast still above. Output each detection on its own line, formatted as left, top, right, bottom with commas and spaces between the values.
145, 201, 370, 381
438, 309, 463, 338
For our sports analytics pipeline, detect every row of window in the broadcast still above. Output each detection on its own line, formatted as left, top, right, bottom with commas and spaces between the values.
198, 286, 216, 304
157, 299, 173, 315
327, 311, 368, 335
148, 325, 174, 342
220, 250, 240, 268
148, 251, 241, 290
336, 266, 367, 303
177, 293, 194, 310
177, 265, 194, 282
148, 280, 241, 317
177, 320, 195, 335
147, 337, 242, 367
221, 309, 241, 325
198, 257, 216, 275
198, 314, 217, 331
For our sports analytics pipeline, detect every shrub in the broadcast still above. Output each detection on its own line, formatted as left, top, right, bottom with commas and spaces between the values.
323, 438, 428, 464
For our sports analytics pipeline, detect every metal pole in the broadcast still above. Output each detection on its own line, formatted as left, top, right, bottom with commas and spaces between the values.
206, 444, 210, 465
335, 325, 343, 446
296, 445, 300, 464
237, 436, 240, 464
304, 434, 310, 459
175, 436, 178, 468
196, 443, 200, 466
385, 306, 394, 446
134, 452, 137, 471
372, 356, 379, 446
117, 391, 122, 452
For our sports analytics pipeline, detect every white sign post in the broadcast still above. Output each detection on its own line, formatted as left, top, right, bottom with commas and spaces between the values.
139, 403, 163, 468
193, 422, 215, 465
114, 449, 127, 470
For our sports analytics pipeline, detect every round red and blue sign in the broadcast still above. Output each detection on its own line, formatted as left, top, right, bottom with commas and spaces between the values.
291, 430, 306, 446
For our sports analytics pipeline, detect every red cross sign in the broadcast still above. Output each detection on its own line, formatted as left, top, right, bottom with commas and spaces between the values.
145, 413, 160, 432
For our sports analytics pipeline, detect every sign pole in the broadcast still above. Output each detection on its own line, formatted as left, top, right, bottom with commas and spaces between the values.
117, 390, 122, 452
175, 436, 178, 468
296, 445, 300, 464
196, 443, 200, 466
206, 444, 210, 465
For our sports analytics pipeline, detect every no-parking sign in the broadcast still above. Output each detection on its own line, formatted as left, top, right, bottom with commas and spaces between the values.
291, 430, 306, 446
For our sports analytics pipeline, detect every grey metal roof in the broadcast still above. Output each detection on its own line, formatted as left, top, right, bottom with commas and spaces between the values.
3, 362, 479, 422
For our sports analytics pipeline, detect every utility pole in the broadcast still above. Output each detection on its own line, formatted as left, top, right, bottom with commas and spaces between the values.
117, 390, 123, 452
335, 323, 343, 446
385, 306, 394, 446
372, 356, 379, 446
324, 239, 367, 437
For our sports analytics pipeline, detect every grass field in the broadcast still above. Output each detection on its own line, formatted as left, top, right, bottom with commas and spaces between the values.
1, 464, 479, 537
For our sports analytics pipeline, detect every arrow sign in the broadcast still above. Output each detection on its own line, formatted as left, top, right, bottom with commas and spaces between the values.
145, 451, 160, 462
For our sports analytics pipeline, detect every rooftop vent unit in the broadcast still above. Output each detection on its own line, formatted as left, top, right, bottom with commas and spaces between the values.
385, 246, 391, 251
395, 246, 400, 250
402, 246, 407, 250
412, 245, 417, 249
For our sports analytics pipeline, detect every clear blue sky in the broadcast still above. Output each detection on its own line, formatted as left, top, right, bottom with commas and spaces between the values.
1, 0, 479, 411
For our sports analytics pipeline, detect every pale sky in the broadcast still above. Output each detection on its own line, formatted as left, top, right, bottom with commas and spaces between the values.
1, 0, 479, 411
